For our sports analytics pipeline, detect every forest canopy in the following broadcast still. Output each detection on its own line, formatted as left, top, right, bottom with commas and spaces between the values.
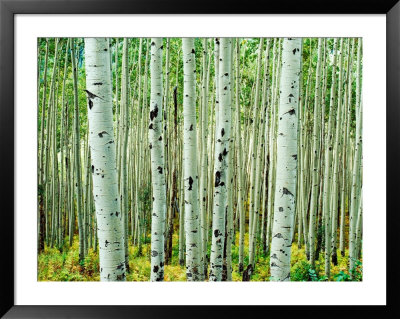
37, 37, 363, 282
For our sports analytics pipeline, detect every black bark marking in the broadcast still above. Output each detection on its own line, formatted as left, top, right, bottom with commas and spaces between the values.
151, 250, 159, 257
84, 89, 103, 100
292, 154, 297, 160
149, 123, 153, 130
279, 207, 284, 212
98, 131, 108, 138
151, 41, 155, 46
91, 165, 94, 173
218, 153, 223, 162
189, 124, 193, 131
157, 166, 163, 174
105, 240, 110, 247
282, 187, 294, 196
116, 211, 119, 217
214, 229, 221, 238
88, 99, 93, 110
191, 48, 195, 54
150, 105, 159, 121
274, 233, 283, 239
149, 143, 152, 149
153, 265, 159, 273
158, 135, 162, 141
188, 176, 193, 191
222, 148, 228, 156
215, 171, 221, 187
93, 82, 103, 85
221, 128, 225, 137
284, 108, 296, 116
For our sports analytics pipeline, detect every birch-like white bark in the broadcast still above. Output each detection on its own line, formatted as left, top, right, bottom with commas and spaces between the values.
182, 38, 202, 281
84, 38, 126, 281
308, 38, 323, 267
270, 38, 301, 282
149, 38, 167, 281
210, 38, 232, 282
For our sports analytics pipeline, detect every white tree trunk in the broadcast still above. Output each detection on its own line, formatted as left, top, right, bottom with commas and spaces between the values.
308, 38, 323, 267
84, 38, 126, 281
149, 38, 167, 281
269, 38, 302, 282
182, 38, 202, 281
209, 38, 232, 282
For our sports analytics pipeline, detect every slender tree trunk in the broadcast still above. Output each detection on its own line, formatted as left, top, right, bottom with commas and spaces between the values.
70, 38, 86, 263
269, 38, 302, 282
149, 38, 167, 281
323, 38, 338, 279
209, 38, 232, 282
84, 38, 126, 281
182, 38, 202, 281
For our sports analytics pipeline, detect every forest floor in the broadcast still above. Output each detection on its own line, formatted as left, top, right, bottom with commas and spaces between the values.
38, 231, 361, 281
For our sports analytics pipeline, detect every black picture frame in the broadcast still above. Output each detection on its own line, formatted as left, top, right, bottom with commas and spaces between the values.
1, 0, 398, 317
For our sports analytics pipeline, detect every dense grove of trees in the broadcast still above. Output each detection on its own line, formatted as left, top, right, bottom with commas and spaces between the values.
37, 37, 363, 282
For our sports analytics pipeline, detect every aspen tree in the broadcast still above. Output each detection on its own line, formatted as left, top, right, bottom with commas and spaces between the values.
340, 39, 355, 257
210, 38, 232, 282
120, 38, 130, 271
39, 39, 50, 187
322, 38, 338, 279
270, 38, 302, 282
349, 39, 363, 274
200, 38, 209, 274
308, 38, 323, 267
265, 39, 282, 256
236, 39, 245, 273
149, 38, 167, 281
248, 39, 264, 269
84, 38, 126, 281
182, 38, 202, 281
330, 38, 345, 266
70, 38, 86, 262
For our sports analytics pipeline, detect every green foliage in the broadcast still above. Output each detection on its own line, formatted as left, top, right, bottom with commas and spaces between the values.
291, 261, 313, 281
334, 259, 362, 281
38, 234, 361, 282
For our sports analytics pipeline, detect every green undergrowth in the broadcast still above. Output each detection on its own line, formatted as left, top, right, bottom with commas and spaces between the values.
38, 234, 362, 282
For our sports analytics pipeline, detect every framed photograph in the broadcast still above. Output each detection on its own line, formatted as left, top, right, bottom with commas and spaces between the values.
1, 0, 398, 317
